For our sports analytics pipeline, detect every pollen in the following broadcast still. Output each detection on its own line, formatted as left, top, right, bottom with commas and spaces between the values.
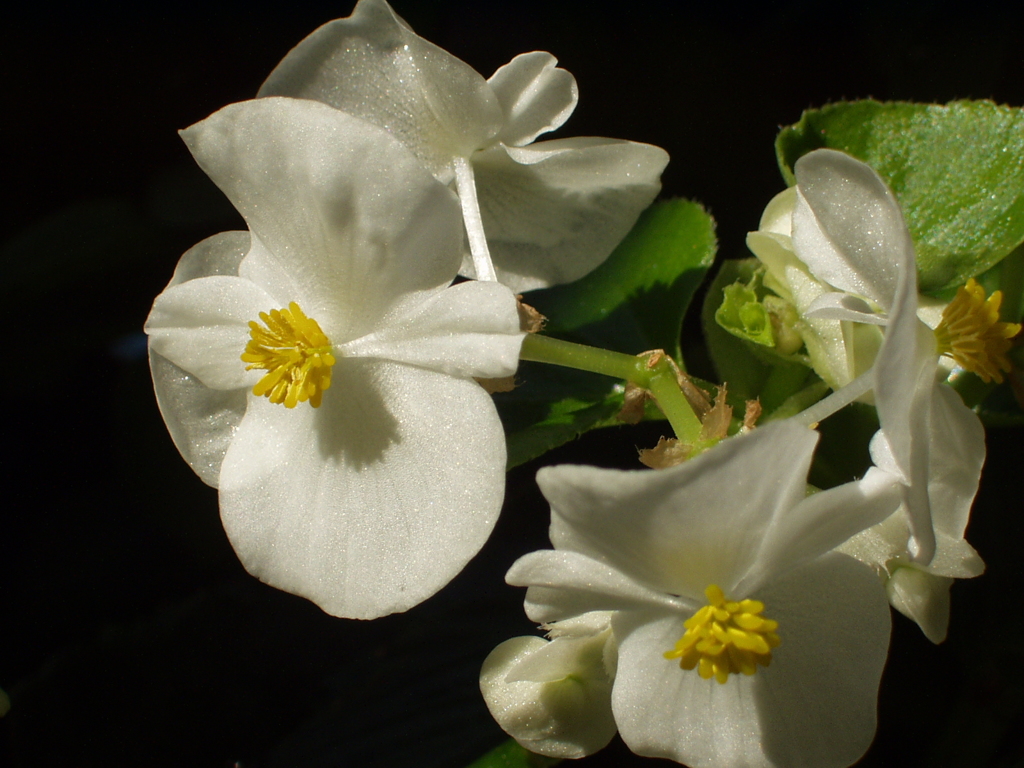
934, 278, 1021, 384
241, 302, 336, 408
664, 584, 780, 684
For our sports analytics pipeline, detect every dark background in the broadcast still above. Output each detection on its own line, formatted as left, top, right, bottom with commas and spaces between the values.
3, 2, 1023, 766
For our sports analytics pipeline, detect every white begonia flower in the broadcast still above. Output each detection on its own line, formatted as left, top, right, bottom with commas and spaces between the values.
480, 612, 618, 759
506, 421, 900, 768
789, 149, 1002, 569
258, 0, 669, 292
145, 96, 525, 620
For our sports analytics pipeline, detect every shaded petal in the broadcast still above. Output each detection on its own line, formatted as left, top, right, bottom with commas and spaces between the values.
886, 567, 953, 644
488, 52, 578, 147
508, 551, 686, 625
258, 0, 502, 181
480, 634, 617, 759
757, 187, 795, 236
468, 137, 667, 291
180, 97, 464, 341
337, 280, 524, 378
928, 383, 985, 540
218, 359, 506, 619
613, 554, 889, 768
146, 275, 277, 391
793, 149, 912, 310
804, 292, 888, 324
147, 232, 251, 487
536, 421, 818, 600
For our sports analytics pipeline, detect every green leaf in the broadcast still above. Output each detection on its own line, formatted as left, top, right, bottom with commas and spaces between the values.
527, 198, 717, 361
776, 100, 1024, 293
466, 739, 561, 768
497, 199, 717, 468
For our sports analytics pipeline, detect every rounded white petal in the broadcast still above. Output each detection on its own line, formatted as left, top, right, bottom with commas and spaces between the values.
180, 97, 465, 341
480, 634, 617, 759
793, 149, 913, 310
757, 187, 796, 235
258, 0, 502, 180
613, 554, 890, 768
146, 275, 277, 391
536, 421, 818, 600
147, 232, 251, 487
488, 52, 578, 147
338, 280, 524, 378
468, 137, 668, 291
218, 359, 506, 619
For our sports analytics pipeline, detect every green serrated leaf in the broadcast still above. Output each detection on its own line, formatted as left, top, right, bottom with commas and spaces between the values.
497, 199, 717, 468
527, 198, 717, 361
776, 100, 1024, 293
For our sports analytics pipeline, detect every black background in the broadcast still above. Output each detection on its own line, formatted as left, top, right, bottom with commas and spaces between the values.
3, 2, 1023, 766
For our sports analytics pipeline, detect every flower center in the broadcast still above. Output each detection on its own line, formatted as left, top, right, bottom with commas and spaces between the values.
664, 584, 780, 684
241, 302, 336, 408
933, 278, 1020, 383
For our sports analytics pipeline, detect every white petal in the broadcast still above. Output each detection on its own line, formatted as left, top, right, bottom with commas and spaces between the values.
148, 351, 245, 488
536, 421, 818, 600
480, 634, 617, 759
337, 281, 524, 378
257, 0, 502, 181
180, 97, 464, 341
757, 187, 796, 235
468, 137, 667, 291
146, 275, 277, 391
886, 566, 953, 644
793, 149, 913, 310
147, 232, 252, 487
488, 52, 578, 147
928, 384, 985, 540
217, 359, 506, 619
507, 551, 687, 625
739, 466, 901, 594
613, 553, 889, 768
804, 291, 888, 324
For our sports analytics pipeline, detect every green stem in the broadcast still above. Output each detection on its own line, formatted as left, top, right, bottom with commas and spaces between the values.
519, 334, 703, 444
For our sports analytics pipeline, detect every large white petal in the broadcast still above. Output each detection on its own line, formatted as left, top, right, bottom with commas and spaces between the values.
508, 551, 687, 625
928, 383, 985, 540
146, 275, 277, 391
536, 421, 818, 601
337, 280, 524, 378
257, 0, 502, 181
488, 52, 578, 147
613, 554, 889, 768
217, 359, 506, 619
468, 137, 668, 291
886, 567, 954, 643
793, 149, 913, 310
180, 97, 464, 341
147, 232, 251, 487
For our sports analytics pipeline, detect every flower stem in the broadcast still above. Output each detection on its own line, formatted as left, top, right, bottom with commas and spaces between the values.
453, 156, 498, 282
520, 334, 703, 443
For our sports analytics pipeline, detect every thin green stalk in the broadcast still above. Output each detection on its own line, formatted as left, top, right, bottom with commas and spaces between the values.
519, 334, 703, 443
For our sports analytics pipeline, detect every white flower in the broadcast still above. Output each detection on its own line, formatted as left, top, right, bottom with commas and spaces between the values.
258, 0, 669, 292
791, 149, 993, 569
145, 97, 524, 620
480, 612, 617, 759
506, 421, 900, 768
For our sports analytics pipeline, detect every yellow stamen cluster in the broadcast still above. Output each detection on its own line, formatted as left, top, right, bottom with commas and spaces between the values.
241, 302, 336, 408
934, 278, 1021, 383
664, 584, 780, 684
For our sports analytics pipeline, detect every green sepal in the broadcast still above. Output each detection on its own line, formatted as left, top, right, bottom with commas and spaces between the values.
776, 100, 1024, 294
716, 280, 775, 348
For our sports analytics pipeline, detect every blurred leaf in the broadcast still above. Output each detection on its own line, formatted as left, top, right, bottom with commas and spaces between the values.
776, 100, 1024, 293
498, 200, 716, 468
466, 740, 561, 768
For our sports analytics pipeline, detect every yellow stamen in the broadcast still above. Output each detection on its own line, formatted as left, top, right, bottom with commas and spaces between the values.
664, 584, 780, 684
241, 302, 336, 408
934, 278, 1021, 383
